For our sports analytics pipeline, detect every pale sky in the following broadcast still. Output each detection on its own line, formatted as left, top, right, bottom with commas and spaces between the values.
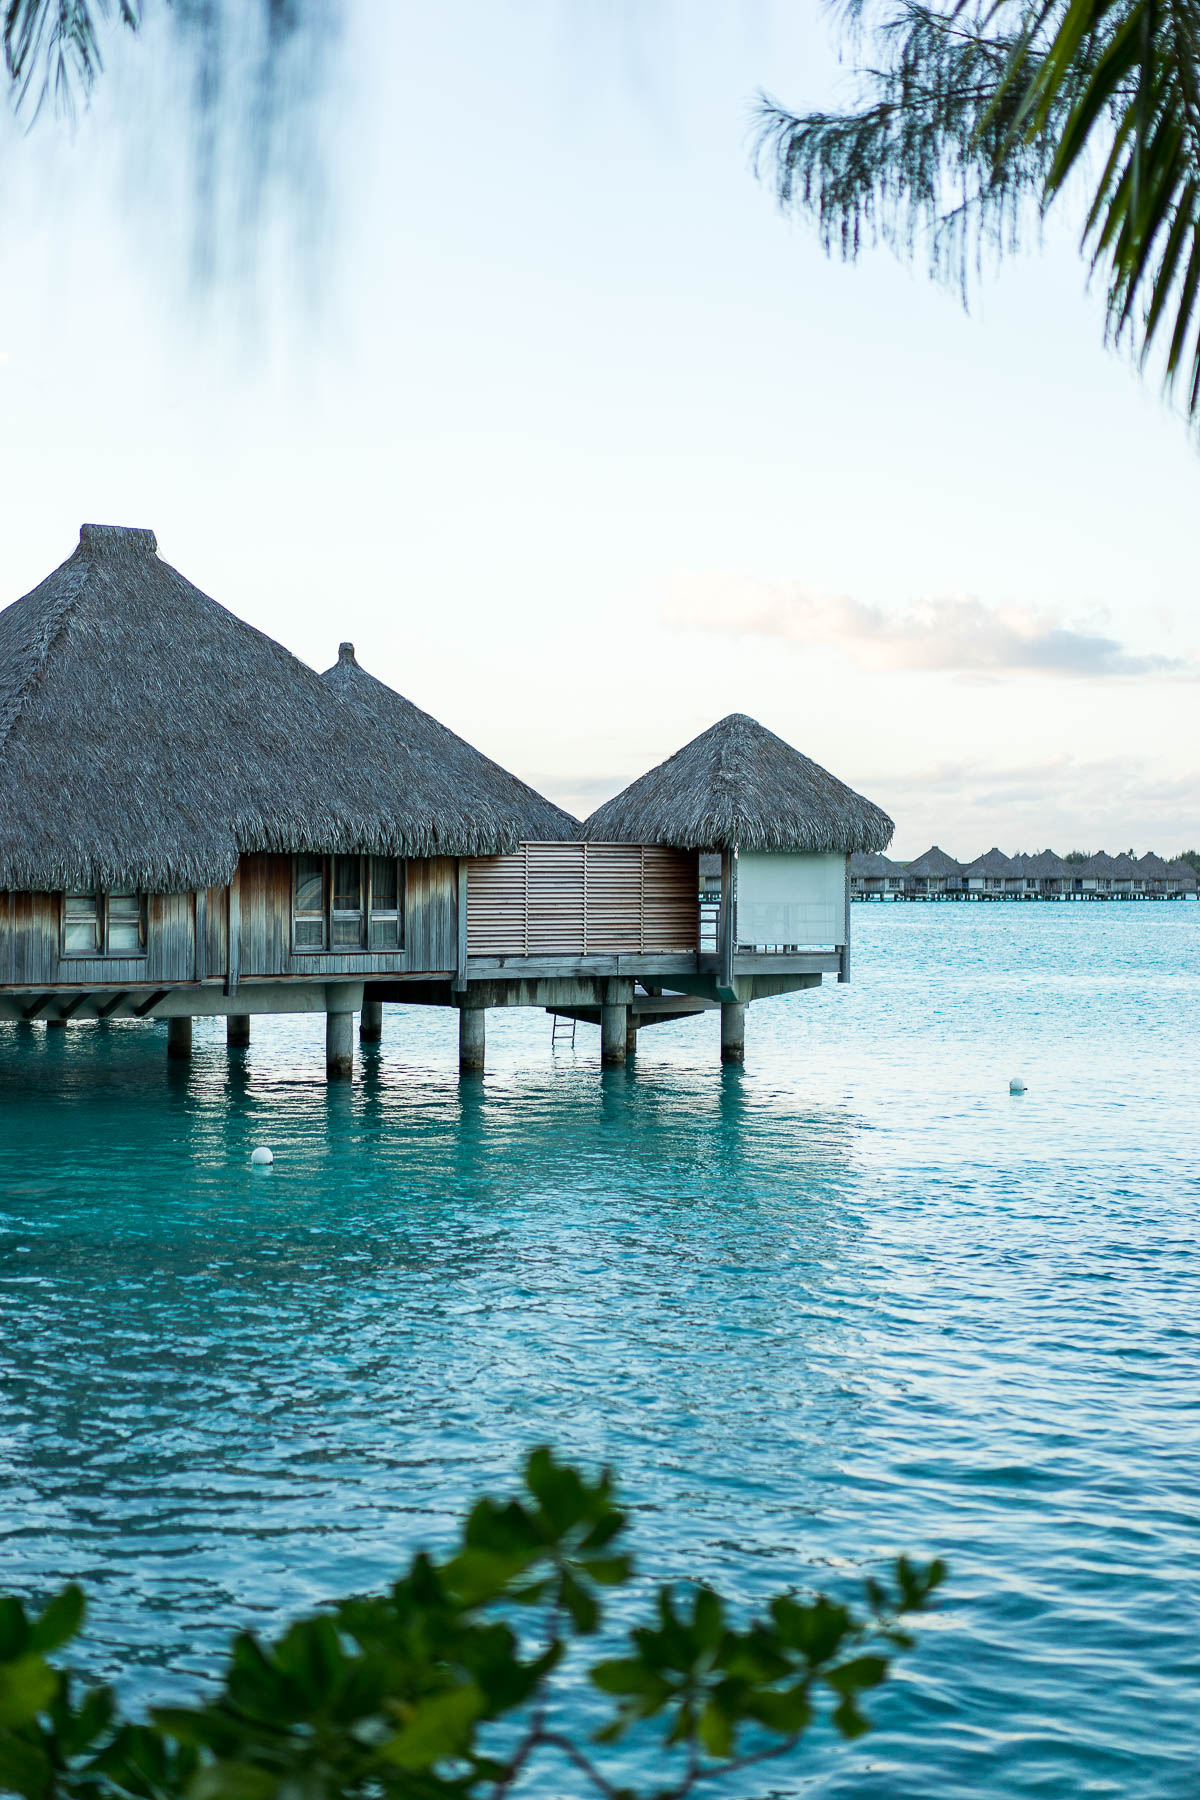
2, 0, 1197, 858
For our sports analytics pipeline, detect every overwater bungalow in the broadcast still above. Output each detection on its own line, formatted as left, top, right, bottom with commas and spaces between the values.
850, 843, 1196, 902
849, 851, 907, 899
1021, 850, 1070, 898
1165, 858, 1198, 895
905, 846, 964, 898
1077, 850, 1120, 896
0, 524, 894, 1079
961, 848, 1019, 897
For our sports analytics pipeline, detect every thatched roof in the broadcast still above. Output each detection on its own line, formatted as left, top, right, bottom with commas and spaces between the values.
851, 851, 903, 877
0, 524, 562, 892
1108, 853, 1138, 878
320, 644, 575, 845
580, 714, 894, 854
906, 845, 963, 878
1081, 851, 1120, 877
962, 847, 1018, 877
1137, 852, 1170, 878
1022, 850, 1069, 879
1167, 858, 1198, 886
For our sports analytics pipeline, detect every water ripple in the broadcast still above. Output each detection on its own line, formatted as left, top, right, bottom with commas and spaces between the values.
1, 903, 1198, 1796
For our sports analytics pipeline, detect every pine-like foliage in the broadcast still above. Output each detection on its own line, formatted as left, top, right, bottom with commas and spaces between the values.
757, 0, 1200, 420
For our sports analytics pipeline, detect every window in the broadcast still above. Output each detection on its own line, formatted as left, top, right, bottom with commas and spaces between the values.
293, 855, 327, 949
331, 855, 363, 947
368, 856, 401, 948
61, 890, 146, 957
292, 856, 404, 953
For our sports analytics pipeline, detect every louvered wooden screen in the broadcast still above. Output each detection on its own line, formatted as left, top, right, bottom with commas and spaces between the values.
467, 844, 698, 956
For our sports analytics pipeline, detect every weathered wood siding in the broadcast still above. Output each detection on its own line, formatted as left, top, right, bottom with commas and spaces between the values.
0, 891, 196, 987
467, 844, 698, 957
236, 854, 457, 978
0, 857, 458, 988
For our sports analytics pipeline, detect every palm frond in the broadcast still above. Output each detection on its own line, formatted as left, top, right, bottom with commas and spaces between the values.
759, 0, 1200, 424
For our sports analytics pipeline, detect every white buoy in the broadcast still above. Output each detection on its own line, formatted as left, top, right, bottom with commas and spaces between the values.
1009, 1077, 1026, 1095
250, 1145, 274, 1166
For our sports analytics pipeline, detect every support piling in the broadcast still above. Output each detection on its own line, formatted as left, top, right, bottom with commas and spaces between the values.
326, 1010, 354, 1082
720, 1001, 745, 1065
459, 1006, 485, 1073
601, 1002, 627, 1065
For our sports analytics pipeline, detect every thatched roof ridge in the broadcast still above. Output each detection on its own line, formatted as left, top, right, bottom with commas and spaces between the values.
1022, 849, 1069, 878
320, 645, 576, 845
1137, 852, 1170, 877
906, 845, 963, 878
0, 525, 543, 892
580, 714, 894, 854
1081, 851, 1120, 876
1108, 853, 1138, 878
962, 847, 1018, 877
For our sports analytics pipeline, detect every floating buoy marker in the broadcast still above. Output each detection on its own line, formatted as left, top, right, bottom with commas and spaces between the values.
250, 1145, 274, 1166
1009, 1077, 1026, 1095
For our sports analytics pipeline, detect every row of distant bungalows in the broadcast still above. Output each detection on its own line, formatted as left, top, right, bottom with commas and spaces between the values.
851, 846, 1199, 900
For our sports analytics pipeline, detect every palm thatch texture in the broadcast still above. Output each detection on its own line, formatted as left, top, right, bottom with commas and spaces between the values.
1080, 851, 1121, 878
580, 714, 893, 854
851, 851, 905, 877
1138, 852, 1171, 878
906, 846, 964, 879
1019, 850, 1070, 885
962, 848, 1019, 879
320, 644, 575, 846
0, 525, 567, 894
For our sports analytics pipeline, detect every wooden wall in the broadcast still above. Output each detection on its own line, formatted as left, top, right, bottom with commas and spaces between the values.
0, 849, 701, 988
0, 890, 197, 987
0, 856, 459, 988
467, 844, 698, 957
236, 854, 457, 978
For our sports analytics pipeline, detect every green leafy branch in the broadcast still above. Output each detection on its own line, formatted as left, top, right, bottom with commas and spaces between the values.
3, 1, 142, 122
758, 0, 1200, 422
0, 1449, 944, 1800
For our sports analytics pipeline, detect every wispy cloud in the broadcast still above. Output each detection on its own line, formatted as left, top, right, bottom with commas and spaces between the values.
857, 753, 1200, 859
665, 577, 1191, 679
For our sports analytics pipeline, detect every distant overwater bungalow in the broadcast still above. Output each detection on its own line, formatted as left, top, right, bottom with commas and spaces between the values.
852, 846, 1197, 901
0, 524, 894, 1080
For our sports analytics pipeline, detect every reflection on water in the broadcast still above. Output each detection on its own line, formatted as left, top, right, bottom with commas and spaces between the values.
1, 904, 1198, 1797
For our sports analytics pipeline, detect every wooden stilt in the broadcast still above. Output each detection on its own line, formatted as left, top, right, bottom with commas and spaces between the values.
360, 999, 383, 1043
720, 1001, 745, 1065
601, 1002, 627, 1064
326, 1010, 354, 1081
459, 1007, 485, 1072
167, 1016, 193, 1060
227, 1015, 250, 1048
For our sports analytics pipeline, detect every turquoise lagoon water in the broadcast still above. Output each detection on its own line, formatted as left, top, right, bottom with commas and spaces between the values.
1, 902, 1197, 1797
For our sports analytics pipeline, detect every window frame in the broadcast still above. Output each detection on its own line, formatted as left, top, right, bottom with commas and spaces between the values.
60, 890, 148, 959
290, 855, 405, 955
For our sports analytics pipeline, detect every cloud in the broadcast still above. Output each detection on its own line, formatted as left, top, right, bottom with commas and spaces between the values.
854, 753, 1200, 860
665, 577, 1191, 679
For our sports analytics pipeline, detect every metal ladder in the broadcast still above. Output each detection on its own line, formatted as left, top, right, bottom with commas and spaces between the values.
551, 1012, 577, 1051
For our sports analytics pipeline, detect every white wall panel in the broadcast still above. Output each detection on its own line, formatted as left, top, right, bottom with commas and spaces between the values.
736, 853, 846, 947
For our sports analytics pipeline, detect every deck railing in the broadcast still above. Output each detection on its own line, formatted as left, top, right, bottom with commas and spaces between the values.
467, 843, 699, 957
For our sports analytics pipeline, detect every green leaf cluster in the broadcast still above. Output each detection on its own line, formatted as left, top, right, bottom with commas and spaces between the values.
758, 0, 1200, 422
0, 1450, 944, 1800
